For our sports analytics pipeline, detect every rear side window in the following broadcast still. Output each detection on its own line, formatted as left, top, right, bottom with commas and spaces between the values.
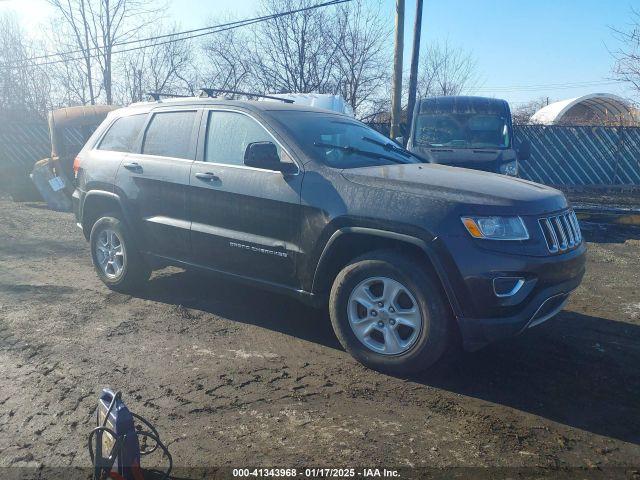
143, 111, 197, 160
205, 111, 280, 166
97, 114, 147, 153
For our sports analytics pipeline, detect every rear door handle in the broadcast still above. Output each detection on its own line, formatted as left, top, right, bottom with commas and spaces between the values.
123, 162, 142, 172
195, 172, 220, 182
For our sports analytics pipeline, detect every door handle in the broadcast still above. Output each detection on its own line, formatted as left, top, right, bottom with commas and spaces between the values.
195, 172, 220, 182
123, 162, 142, 172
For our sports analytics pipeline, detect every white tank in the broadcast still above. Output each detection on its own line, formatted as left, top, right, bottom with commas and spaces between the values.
262, 93, 355, 117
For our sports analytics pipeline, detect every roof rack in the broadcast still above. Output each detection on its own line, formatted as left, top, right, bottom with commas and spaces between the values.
198, 88, 294, 104
146, 92, 190, 101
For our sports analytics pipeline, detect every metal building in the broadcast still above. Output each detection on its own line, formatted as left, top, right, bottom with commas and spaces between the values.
530, 93, 636, 125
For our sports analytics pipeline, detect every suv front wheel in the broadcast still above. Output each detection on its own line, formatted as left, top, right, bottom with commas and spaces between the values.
329, 250, 451, 374
89, 215, 150, 292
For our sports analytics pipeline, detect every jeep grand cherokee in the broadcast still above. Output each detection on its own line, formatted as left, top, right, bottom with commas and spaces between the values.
73, 96, 586, 373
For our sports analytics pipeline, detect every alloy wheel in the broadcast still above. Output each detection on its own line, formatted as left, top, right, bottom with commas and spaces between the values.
95, 228, 126, 279
347, 276, 423, 355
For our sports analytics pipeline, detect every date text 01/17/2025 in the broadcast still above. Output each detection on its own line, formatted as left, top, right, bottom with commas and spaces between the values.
232, 468, 400, 478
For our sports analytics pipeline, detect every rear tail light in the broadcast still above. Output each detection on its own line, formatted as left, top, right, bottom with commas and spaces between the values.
73, 156, 81, 178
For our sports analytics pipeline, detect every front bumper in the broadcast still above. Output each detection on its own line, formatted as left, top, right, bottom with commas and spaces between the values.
457, 276, 581, 351
431, 235, 586, 351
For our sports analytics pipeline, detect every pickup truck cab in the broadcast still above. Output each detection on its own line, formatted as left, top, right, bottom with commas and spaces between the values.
74, 95, 585, 374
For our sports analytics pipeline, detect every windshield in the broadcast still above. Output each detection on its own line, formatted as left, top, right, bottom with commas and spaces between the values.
414, 113, 511, 149
270, 111, 419, 169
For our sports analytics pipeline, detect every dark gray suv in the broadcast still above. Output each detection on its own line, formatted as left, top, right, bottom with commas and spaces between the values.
73, 96, 586, 374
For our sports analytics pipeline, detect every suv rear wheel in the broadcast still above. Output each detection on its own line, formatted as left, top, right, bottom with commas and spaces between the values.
89, 215, 150, 292
329, 250, 451, 374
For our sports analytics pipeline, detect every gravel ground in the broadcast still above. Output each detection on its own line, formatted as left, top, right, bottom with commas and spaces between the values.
0, 200, 639, 477
566, 189, 640, 211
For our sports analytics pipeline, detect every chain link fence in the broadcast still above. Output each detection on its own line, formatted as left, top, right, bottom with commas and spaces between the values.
0, 120, 87, 200
515, 125, 640, 186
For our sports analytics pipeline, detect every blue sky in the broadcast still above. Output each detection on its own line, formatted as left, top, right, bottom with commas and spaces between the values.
2, 0, 637, 106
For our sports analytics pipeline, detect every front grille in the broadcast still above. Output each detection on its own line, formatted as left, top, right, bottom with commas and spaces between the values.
538, 210, 582, 253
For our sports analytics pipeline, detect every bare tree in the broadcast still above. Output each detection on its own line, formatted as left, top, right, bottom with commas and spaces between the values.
0, 13, 51, 119
511, 97, 553, 125
416, 40, 479, 98
330, 0, 391, 118
116, 27, 195, 104
45, 0, 97, 104
611, 8, 640, 95
200, 18, 253, 93
251, 0, 338, 94
46, 0, 161, 104
46, 19, 98, 107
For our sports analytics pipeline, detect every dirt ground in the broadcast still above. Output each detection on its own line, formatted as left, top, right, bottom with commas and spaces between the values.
566, 188, 640, 210
0, 199, 639, 477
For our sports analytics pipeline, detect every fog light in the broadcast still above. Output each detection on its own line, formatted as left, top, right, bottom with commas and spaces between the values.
493, 277, 525, 297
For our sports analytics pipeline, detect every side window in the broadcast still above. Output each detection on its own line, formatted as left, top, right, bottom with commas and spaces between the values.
205, 111, 284, 166
142, 111, 197, 160
97, 114, 147, 153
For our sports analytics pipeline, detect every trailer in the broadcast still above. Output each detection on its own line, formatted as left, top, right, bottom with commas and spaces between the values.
30, 106, 117, 210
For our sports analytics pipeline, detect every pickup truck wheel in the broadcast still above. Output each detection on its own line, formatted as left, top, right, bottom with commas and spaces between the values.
329, 251, 450, 374
90, 215, 150, 292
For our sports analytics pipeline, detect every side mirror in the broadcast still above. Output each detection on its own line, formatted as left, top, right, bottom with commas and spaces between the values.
394, 136, 404, 146
244, 142, 293, 173
517, 139, 531, 161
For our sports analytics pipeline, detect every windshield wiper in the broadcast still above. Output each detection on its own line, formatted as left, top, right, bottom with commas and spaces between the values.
313, 141, 410, 165
361, 136, 423, 162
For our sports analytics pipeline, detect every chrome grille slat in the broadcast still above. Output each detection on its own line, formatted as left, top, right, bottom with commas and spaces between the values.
540, 218, 559, 253
539, 209, 582, 254
554, 217, 568, 250
562, 214, 575, 246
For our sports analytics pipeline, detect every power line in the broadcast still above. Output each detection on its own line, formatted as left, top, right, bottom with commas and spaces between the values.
0, 0, 351, 69
10, 0, 351, 64
22, 16, 269, 68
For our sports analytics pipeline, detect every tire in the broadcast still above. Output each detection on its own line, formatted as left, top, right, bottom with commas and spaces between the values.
89, 214, 150, 292
329, 250, 451, 375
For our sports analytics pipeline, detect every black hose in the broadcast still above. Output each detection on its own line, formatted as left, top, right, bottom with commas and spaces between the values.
134, 430, 173, 480
89, 411, 173, 480
131, 412, 161, 455
89, 391, 172, 480
88, 426, 119, 464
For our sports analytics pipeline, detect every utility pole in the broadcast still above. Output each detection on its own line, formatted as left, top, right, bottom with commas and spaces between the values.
406, 0, 424, 145
390, 0, 405, 140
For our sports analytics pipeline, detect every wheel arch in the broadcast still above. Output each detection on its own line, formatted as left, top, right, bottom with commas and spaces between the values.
311, 227, 463, 319
80, 190, 129, 240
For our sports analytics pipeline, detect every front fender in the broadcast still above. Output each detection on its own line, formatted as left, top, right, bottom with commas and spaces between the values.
310, 226, 463, 319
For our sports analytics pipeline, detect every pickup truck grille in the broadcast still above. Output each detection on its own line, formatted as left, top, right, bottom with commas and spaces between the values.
538, 210, 582, 254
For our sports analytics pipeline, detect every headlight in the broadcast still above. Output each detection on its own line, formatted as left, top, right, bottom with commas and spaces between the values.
499, 160, 518, 176
461, 216, 529, 240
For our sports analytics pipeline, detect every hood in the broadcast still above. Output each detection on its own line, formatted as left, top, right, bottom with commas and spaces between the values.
411, 145, 516, 167
341, 163, 567, 215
